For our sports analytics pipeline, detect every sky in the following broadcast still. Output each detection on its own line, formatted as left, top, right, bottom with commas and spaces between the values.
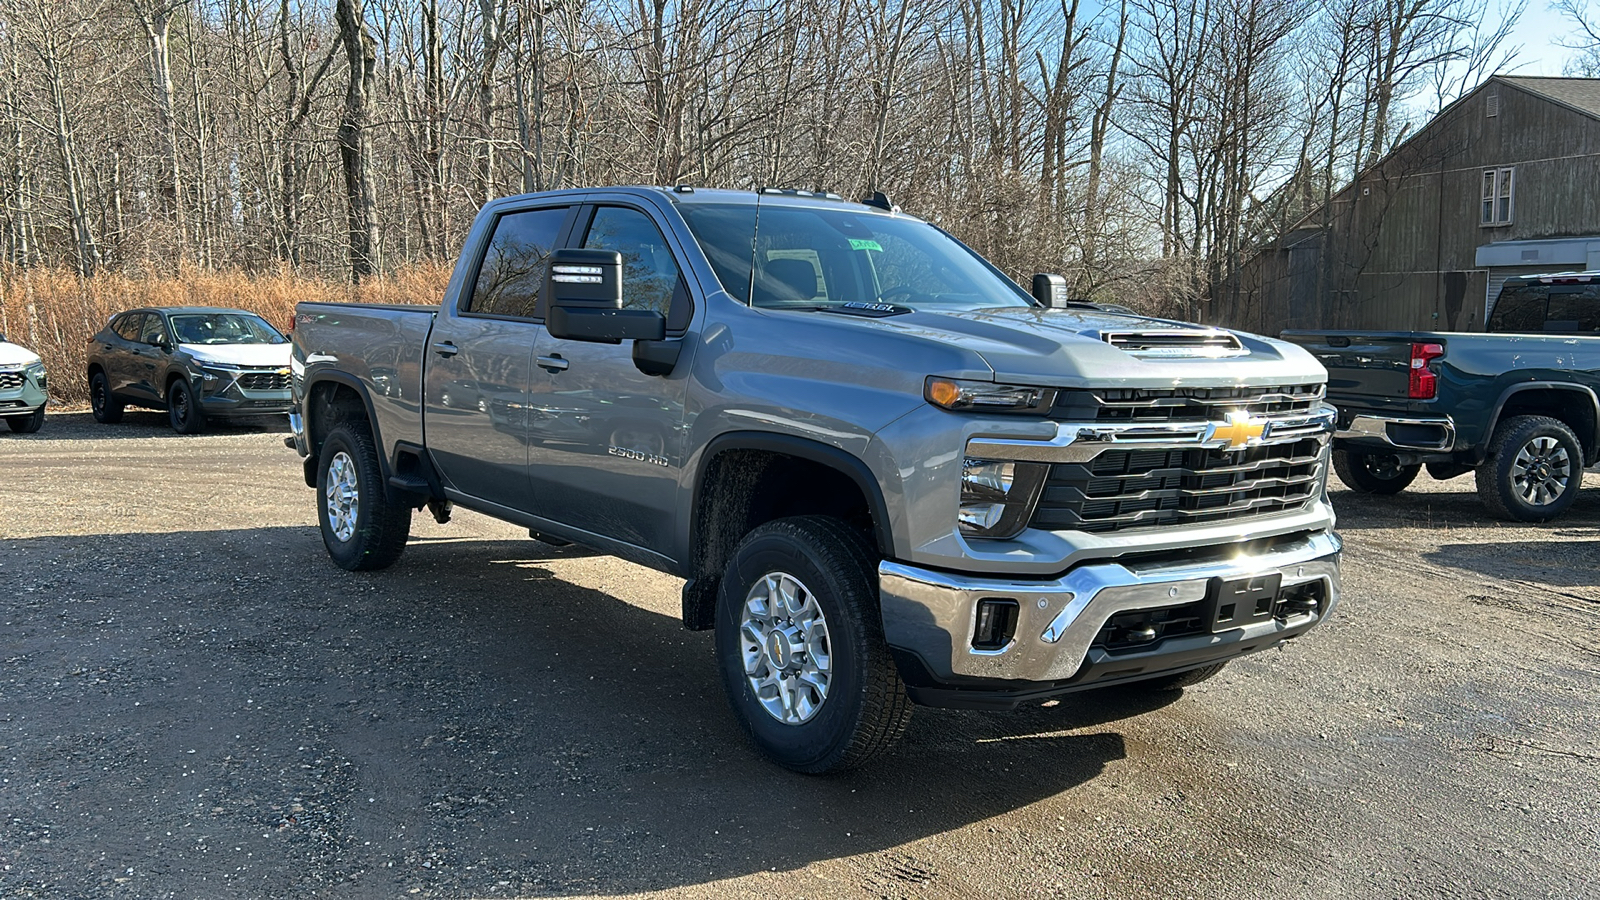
1506, 1, 1584, 76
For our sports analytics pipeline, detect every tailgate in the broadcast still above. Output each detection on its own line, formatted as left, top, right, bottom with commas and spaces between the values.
1279, 331, 1438, 402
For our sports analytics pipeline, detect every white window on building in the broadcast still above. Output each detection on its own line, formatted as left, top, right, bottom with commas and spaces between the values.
1481, 167, 1514, 226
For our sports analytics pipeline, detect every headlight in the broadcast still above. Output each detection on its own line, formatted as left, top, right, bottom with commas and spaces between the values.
926, 377, 1056, 414
25, 361, 45, 389
959, 456, 1048, 539
199, 365, 238, 389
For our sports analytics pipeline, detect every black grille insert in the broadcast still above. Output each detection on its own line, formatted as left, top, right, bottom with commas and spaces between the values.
237, 371, 290, 391
1051, 384, 1324, 423
1030, 438, 1324, 534
0, 371, 24, 390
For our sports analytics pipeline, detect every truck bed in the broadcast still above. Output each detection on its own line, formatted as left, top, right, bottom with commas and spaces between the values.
294, 301, 436, 452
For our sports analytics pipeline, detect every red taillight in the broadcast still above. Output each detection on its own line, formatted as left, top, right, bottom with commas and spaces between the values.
1409, 342, 1444, 399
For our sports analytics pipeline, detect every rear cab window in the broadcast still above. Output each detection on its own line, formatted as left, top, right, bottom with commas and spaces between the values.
463, 206, 572, 319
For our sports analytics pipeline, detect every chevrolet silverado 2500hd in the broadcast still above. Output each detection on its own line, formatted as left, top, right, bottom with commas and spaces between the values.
289, 187, 1342, 773
1283, 271, 1600, 522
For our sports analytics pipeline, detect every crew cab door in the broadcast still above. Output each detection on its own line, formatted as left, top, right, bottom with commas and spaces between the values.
525, 202, 696, 551
423, 202, 577, 509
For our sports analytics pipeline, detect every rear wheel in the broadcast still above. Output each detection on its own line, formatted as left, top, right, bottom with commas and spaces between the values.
1476, 415, 1582, 523
5, 405, 45, 433
715, 515, 912, 774
167, 379, 205, 434
89, 371, 123, 424
1333, 449, 1420, 494
317, 423, 411, 570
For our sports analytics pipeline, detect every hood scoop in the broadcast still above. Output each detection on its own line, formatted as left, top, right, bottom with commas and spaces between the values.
1099, 329, 1245, 358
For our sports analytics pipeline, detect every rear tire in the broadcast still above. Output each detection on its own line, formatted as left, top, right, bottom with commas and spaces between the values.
167, 379, 205, 434
317, 422, 411, 571
1475, 415, 1582, 523
5, 405, 45, 433
1333, 449, 1420, 494
89, 371, 123, 424
715, 515, 912, 774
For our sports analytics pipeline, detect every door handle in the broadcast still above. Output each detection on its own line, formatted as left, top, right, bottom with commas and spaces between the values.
432, 341, 459, 358
537, 354, 569, 373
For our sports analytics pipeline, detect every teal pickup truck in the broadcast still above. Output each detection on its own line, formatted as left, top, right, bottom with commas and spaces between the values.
1283, 271, 1600, 522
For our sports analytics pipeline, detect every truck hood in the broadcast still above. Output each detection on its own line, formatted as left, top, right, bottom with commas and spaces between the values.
0, 340, 42, 368
180, 343, 292, 367
849, 306, 1327, 388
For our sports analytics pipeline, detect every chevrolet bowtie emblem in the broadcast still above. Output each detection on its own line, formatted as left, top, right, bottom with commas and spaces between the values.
1211, 411, 1267, 450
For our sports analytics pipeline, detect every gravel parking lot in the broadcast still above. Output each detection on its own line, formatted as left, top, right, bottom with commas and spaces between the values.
2, 412, 1597, 899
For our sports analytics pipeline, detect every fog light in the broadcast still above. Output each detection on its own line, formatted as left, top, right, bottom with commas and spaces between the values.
973, 598, 1019, 651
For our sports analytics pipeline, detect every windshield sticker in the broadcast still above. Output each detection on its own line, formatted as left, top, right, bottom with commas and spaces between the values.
848, 238, 883, 252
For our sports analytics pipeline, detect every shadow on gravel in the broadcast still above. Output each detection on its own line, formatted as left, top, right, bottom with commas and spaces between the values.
1327, 483, 1600, 531
0, 409, 289, 441
1423, 540, 1600, 588
2, 527, 1156, 897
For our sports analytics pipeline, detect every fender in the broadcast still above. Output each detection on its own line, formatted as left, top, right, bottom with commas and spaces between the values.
690, 431, 896, 558
1484, 381, 1600, 465
299, 370, 390, 484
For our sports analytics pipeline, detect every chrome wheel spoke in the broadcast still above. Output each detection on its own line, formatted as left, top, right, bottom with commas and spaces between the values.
325, 451, 360, 542
740, 570, 832, 725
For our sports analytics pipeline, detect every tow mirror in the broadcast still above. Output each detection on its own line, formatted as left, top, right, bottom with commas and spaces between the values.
1031, 273, 1070, 309
545, 248, 665, 344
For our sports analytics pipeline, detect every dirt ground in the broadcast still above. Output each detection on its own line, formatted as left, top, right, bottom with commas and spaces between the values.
2, 412, 1597, 899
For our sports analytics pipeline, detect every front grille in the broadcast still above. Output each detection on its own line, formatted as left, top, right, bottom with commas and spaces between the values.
1051, 383, 1324, 423
1030, 438, 1325, 534
237, 371, 290, 391
0, 371, 23, 390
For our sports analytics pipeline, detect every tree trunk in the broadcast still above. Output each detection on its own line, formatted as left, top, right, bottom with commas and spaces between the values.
336, 0, 381, 282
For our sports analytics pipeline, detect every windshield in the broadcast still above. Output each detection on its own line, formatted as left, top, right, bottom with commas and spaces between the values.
169, 313, 286, 345
679, 202, 1033, 312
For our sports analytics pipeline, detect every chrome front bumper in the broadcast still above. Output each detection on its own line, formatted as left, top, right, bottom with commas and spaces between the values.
1335, 414, 1455, 452
879, 530, 1341, 684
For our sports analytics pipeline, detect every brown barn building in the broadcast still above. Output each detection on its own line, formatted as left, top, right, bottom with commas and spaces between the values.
1214, 76, 1600, 336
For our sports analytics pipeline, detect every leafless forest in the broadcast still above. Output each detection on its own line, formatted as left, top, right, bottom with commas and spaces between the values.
2, 0, 1597, 386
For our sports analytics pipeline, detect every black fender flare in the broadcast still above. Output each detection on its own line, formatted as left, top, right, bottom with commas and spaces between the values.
1484, 381, 1600, 465
300, 371, 388, 482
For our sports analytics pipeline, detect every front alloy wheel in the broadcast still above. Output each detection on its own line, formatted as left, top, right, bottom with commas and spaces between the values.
739, 572, 833, 725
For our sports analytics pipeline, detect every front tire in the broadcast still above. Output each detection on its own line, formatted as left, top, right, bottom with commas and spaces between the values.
715, 516, 912, 774
1476, 415, 1583, 523
5, 405, 45, 433
90, 371, 123, 424
1333, 449, 1420, 494
167, 379, 205, 434
317, 423, 412, 571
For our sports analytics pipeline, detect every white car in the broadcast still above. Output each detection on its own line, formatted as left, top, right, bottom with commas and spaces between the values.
0, 334, 48, 433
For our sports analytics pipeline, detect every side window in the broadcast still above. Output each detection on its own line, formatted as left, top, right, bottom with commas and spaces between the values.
1544, 286, 1600, 333
1488, 286, 1545, 333
582, 206, 689, 330
113, 314, 144, 341
465, 206, 569, 318
139, 315, 170, 345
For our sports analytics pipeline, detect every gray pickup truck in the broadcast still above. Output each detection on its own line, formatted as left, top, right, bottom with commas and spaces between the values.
289, 187, 1341, 773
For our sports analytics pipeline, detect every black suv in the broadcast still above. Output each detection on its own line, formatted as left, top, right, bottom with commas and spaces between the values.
86, 307, 293, 434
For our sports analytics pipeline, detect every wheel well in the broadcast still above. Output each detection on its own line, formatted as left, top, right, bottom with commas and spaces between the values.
683, 448, 881, 630
1496, 390, 1598, 461
86, 363, 104, 379
305, 381, 369, 464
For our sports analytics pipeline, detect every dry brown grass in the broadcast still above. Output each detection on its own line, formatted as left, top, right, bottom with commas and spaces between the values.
0, 264, 450, 403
